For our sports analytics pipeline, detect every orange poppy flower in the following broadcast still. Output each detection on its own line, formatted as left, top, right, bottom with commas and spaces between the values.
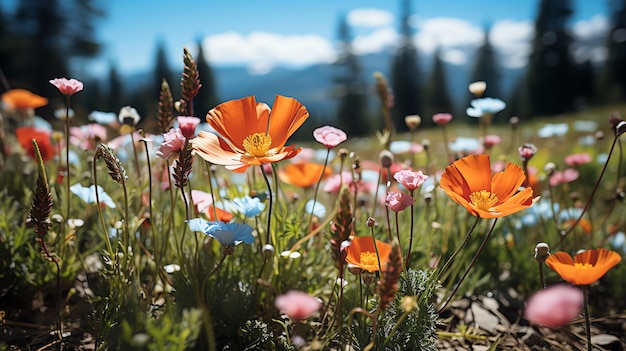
16, 127, 57, 162
206, 205, 234, 222
192, 95, 309, 173
277, 162, 332, 188
439, 154, 538, 218
1, 89, 48, 109
545, 248, 621, 286
345, 236, 392, 272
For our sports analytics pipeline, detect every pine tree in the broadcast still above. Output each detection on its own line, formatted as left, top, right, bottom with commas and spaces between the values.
106, 63, 123, 112
193, 39, 219, 119
424, 47, 453, 126
334, 14, 370, 137
525, 0, 576, 117
153, 40, 176, 101
606, 0, 626, 101
10, 0, 102, 117
390, 0, 421, 133
470, 25, 502, 99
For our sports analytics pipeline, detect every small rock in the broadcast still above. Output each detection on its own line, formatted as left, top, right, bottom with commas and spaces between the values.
590, 334, 623, 351
470, 303, 500, 333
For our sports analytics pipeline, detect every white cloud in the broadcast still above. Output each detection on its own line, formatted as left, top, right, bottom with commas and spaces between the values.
491, 19, 534, 68
441, 49, 468, 65
415, 17, 484, 54
352, 27, 398, 55
204, 31, 336, 72
573, 14, 608, 39
347, 8, 394, 28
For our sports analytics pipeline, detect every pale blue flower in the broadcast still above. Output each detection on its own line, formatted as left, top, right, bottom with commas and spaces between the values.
610, 231, 625, 253
305, 199, 326, 218
538, 123, 569, 138
449, 137, 480, 153
466, 97, 506, 117
517, 200, 558, 228
187, 218, 254, 246
70, 183, 116, 208
573, 120, 597, 132
390, 140, 411, 154
232, 196, 265, 217
88, 111, 117, 124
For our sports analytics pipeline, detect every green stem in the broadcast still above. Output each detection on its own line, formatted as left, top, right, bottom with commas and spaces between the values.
306, 148, 330, 229
436, 218, 497, 313
436, 216, 481, 282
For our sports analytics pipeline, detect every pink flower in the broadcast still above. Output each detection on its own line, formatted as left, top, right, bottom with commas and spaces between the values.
432, 113, 453, 125
274, 290, 321, 320
519, 143, 537, 162
49, 78, 84, 96
156, 128, 186, 160
70, 124, 108, 150
313, 125, 347, 148
393, 169, 428, 192
564, 152, 592, 166
482, 135, 501, 149
549, 168, 579, 186
524, 284, 583, 328
323, 171, 377, 194
191, 189, 215, 213
177, 116, 201, 139
386, 191, 415, 212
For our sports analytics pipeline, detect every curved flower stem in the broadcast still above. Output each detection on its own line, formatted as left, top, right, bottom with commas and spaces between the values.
394, 212, 402, 255
92, 151, 114, 257
440, 125, 451, 164
204, 161, 219, 221
598, 137, 623, 233
436, 215, 481, 282
560, 133, 619, 243
406, 191, 415, 270
436, 218, 497, 314
306, 148, 330, 230
140, 138, 164, 285
582, 286, 593, 351
201, 254, 227, 299
370, 224, 383, 274
260, 165, 274, 245
130, 130, 141, 179
63, 96, 71, 260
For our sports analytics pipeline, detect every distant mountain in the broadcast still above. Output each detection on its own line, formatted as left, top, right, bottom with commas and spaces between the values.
125, 50, 525, 122
212, 50, 524, 122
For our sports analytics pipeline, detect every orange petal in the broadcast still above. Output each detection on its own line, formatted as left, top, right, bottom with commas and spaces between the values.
278, 162, 332, 188
490, 188, 536, 217
192, 131, 244, 168
267, 95, 309, 149
491, 162, 527, 202
2, 89, 48, 109
452, 154, 493, 193
207, 96, 264, 151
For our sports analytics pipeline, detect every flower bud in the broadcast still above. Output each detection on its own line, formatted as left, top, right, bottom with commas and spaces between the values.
534, 242, 550, 262
469, 81, 487, 97
262, 244, 275, 256
404, 114, 421, 131
379, 150, 394, 168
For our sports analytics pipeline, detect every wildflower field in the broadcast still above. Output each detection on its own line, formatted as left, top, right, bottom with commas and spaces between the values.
0, 50, 625, 351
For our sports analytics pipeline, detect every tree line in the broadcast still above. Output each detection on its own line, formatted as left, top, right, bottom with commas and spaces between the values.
2, 0, 626, 137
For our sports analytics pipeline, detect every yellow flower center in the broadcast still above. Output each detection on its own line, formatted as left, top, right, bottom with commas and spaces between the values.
574, 262, 593, 269
469, 190, 499, 211
243, 133, 272, 157
360, 251, 378, 267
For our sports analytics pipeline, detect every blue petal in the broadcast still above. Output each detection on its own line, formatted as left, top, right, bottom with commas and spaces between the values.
187, 218, 212, 233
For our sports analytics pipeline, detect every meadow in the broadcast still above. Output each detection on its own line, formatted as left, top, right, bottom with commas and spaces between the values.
0, 50, 624, 351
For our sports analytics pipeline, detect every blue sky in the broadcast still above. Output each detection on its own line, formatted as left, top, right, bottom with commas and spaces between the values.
72, 0, 609, 75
